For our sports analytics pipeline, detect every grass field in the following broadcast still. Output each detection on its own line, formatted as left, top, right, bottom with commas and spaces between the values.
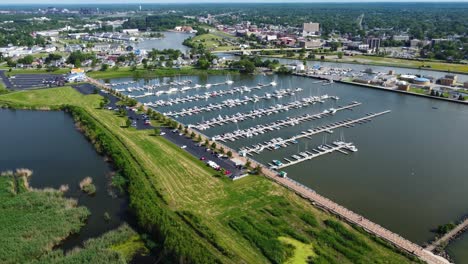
0, 86, 102, 109
350, 55, 468, 73
87, 67, 238, 79
0, 87, 420, 263
4, 68, 70, 77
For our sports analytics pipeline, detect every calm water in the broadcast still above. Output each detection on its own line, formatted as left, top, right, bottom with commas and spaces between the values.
134, 31, 193, 52
105, 72, 468, 263
215, 53, 468, 82
0, 109, 129, 250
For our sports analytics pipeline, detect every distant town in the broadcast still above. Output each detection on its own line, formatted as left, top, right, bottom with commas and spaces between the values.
0, 3, 467, 264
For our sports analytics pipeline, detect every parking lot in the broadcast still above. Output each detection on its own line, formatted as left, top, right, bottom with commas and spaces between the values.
72, 84, 245, 178
7, 73, 65, 89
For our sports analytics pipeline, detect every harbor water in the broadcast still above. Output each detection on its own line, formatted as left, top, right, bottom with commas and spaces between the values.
103, 72, 468, 263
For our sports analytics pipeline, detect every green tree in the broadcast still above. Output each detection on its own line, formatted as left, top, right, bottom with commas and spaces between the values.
154, 127, 161, 136
125, 118, 131, 128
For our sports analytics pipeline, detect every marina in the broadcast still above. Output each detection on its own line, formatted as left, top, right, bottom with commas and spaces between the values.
210, 101, 360, 141
142, 82, 277, 107
162, 88, 299, 117
191, 94, 333, 129
269, 141, 358, 169
101, 72, 468, 262
239, 110, 390, 155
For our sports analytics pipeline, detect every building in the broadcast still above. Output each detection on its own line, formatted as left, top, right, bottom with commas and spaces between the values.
413, 77, 431, 86
366, 38, 381, 52
438, 74, 457, 86
299, 39, 322, 49
302, 22, 320, 37
464, 82, 468, 88
122, 29, 139, 35
396, 81, 410, 91
393, 35, 410, 41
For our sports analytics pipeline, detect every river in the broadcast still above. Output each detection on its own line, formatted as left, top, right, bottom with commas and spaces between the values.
104, 72, 468, 263
134, 31, 193, 52
0, 109, 130, 251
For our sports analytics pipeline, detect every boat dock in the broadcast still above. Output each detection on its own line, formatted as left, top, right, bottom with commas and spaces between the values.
162, 88, 304, 117
270, 141, 357, 169
146, 84, 293, 107
191, 95, 332, 130
240, 110, 390, 155
212, 102, 361, 142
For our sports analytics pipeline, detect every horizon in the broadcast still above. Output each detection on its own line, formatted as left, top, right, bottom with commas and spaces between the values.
1, 0, 468, 5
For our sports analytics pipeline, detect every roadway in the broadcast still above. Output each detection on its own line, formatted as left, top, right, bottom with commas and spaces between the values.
74, 82, 244, 178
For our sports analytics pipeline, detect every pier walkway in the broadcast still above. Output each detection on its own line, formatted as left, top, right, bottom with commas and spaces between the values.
240, 110, 390, 155
425, 218, 468, 252
263, 171, 450, 264
163, 91, 317, 117
273, 141, 356, 169
212, 102, 361, 142
191, 95, 331, 130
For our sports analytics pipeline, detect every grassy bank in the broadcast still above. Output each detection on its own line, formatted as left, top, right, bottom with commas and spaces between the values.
87, 67, 239, 79
259, 54, 468, 74
0, 87, 420, 263
3, 68, 70, 77
351, 55, 468, 74
35, 224, 147, 263
0, 171, 89, 263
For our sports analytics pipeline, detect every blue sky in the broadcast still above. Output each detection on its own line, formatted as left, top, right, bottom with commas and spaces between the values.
2, 0, 468, 4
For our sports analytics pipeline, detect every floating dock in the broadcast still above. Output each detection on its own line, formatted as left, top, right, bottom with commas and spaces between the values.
191, 95, 332, 130
240, 110, 390, 155
270, 141, 357, 169
212, 101, 361, 142
146, 84, 295, 107
163, 88, 304, 117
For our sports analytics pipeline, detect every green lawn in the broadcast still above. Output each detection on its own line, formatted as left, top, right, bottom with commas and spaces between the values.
408, 87, 428, 95
5, 68, 70, 76
88, 67, 238, 79
0, 86, 420, 264
0, 86, 102, 109
352, 55, 468, 73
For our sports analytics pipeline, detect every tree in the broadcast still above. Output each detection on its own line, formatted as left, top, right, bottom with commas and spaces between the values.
190, 132, 196, 138
125, 118, 131, 128
255, 164, 263, 175
154, 127, 161, 136
337, 52, 343, 59
227, 151, 233, 158
197, 58, 210, 70
99, 100, 105, 109
197, 135, 202, 142
204, 139, 209, 146
245, 160, 252, 169
219, 147, 225, 154
210, 142, 217, 150
100, 64, 109, 71
458, 94, 465, 101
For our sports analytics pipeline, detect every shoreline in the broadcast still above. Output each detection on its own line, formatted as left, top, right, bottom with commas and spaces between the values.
89, 77, 450, 264
257, 55, 468, 75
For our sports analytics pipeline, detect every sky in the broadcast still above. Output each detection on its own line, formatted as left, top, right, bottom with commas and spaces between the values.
1, 0, 467, 4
